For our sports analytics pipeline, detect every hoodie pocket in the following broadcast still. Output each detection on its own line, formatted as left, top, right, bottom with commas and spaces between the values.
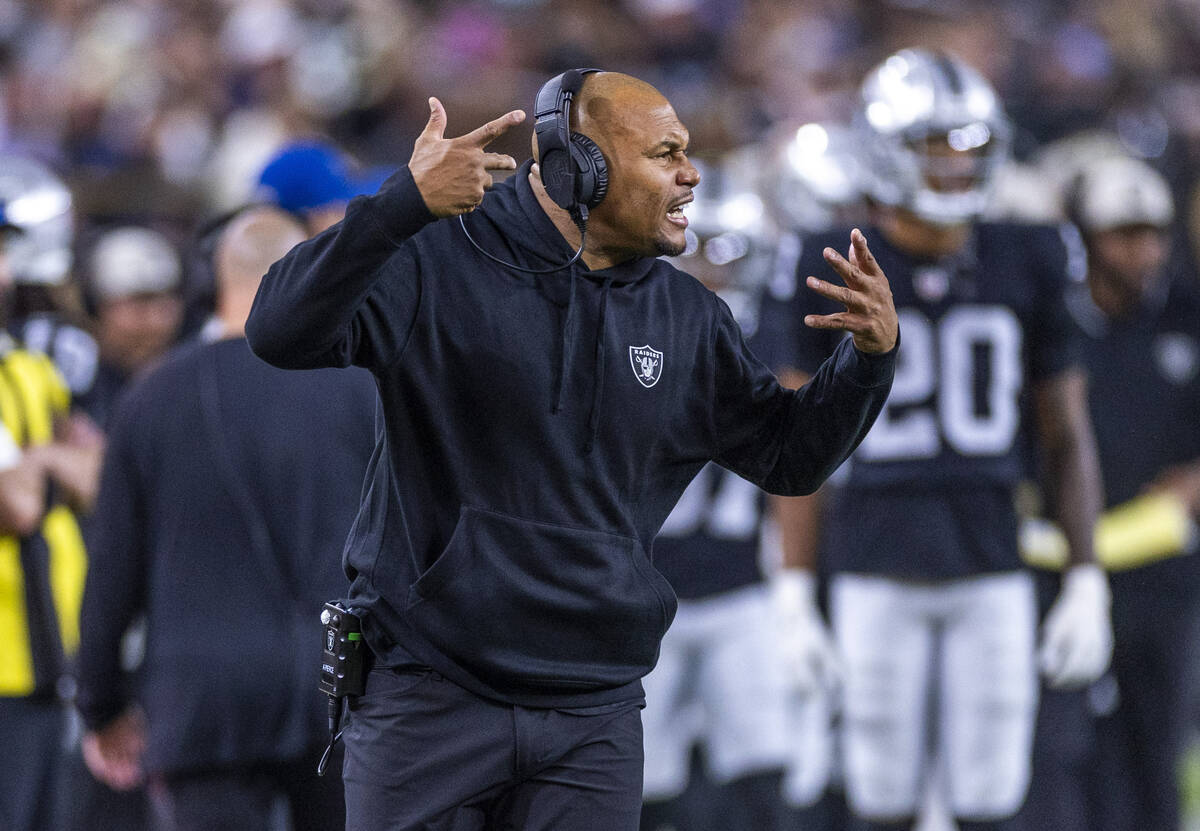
406, 506, 676, 691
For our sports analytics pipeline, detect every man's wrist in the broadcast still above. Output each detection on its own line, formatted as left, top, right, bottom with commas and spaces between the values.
843, 329, 899, 388
361, 165, 438, 244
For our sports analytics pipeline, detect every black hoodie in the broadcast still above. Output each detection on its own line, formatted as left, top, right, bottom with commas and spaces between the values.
247, 160, 895, 708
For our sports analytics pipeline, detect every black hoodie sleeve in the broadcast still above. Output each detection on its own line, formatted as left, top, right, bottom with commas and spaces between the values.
246, 165, 437, 371
710, 295, 895, 496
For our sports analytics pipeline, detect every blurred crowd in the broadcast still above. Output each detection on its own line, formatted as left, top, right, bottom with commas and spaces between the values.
3, 0, 1200, 254
4, 0, 1200, 830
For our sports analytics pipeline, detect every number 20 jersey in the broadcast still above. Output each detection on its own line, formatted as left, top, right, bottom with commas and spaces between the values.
762, 223, 1086, 580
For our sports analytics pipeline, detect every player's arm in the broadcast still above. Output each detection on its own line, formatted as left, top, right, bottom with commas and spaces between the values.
1032, 367, 1112, 688
1032, 368, 1103, 568
246, 101, 522, 372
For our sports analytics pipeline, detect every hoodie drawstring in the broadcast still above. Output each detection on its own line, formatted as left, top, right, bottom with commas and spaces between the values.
551, 269, 578, 415
584, 277, 614, 454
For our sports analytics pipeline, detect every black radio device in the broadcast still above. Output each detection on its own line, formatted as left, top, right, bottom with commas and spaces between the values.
317, 600, 365, 775
319, 601, 365, 698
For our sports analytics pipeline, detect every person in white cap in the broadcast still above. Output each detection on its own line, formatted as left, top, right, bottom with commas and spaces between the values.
1012, 154, 1200, 831
82, 226, 184, 428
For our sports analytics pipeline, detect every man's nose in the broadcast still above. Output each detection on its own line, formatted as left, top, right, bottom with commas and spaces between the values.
679, 159, 700, 187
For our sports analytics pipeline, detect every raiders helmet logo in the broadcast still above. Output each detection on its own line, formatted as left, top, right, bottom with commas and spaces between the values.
629, 345, 663, 388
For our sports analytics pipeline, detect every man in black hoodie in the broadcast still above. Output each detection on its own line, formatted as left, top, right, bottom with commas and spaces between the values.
247, 70, 899, 831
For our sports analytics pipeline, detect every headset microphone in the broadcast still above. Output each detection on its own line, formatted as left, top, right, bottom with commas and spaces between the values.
458, 68, 608, 274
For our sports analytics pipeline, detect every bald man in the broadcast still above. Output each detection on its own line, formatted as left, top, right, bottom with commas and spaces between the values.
247, 70, 899, 830
75, 206, 378, 831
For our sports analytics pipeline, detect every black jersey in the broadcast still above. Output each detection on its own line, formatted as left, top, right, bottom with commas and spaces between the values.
653, 462, 767, 599
764, 223, 1085, 579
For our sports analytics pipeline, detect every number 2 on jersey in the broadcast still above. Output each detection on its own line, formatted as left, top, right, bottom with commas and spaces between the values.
859, 306, 1022, 462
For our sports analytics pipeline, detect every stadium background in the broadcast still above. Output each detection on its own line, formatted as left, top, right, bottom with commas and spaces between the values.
4, 0, 1200, 827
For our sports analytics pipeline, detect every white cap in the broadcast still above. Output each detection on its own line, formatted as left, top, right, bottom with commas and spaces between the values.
89, 227, 181, 301
1073, 156, 1174, 232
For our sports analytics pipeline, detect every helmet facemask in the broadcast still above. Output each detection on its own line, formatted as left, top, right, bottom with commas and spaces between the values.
858, 49, 1012, 227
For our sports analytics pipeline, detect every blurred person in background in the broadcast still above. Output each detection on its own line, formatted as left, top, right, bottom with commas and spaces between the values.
639, 157, 794, 831
58, 223, 184, 831
79, 225, 184, 429
760, 119, 874, 831
764, 48, 1113, 831
74, 205, 377, 831
0, 154, 103, 409
255, 138, 391, 236
0, 155, 95, 831
1011, 155, 1200, 831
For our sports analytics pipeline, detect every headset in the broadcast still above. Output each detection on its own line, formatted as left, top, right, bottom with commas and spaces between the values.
534, 68, 608, 222
458, 68, 608, 274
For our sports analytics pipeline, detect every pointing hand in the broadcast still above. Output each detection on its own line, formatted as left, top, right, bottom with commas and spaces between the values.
410, 98, 525, 217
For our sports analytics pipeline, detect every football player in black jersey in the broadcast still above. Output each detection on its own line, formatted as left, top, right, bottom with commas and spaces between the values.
640, 156, 796, 831
762, 49, 1114, 831
1012, 155, 1200, 831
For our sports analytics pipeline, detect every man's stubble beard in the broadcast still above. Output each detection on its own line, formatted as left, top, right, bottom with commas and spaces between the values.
656, 237, 686, 258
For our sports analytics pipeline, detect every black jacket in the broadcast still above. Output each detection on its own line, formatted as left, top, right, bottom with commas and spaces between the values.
247, 161, 895, 708
75, 337, 377, 774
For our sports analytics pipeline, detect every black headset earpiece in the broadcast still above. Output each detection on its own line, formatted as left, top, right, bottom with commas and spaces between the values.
534, 68, 608, 221
457, 69, 607, 274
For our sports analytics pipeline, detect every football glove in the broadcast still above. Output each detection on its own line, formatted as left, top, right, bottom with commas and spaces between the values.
770, 569, 842, 695
1038, 564, 1113, 689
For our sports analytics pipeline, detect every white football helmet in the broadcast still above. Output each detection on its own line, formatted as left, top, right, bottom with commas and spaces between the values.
674, 156, 777, 274
856, 48, 1011, 226
0, 155, 74, 285
765, 121, 866, 234
669, 155, 779, 333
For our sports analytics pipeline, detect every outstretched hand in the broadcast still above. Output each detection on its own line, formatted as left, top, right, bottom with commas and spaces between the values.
409, 97, 525, 218
803, 228, 898, 354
